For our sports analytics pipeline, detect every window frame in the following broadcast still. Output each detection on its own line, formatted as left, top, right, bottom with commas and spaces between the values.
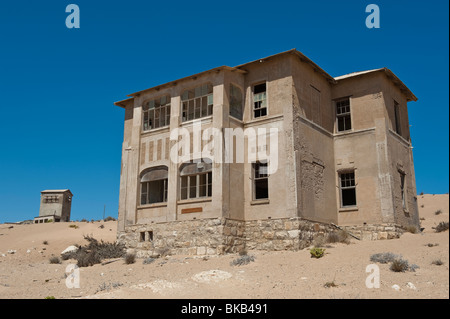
181, 83, 213, 122
252, 82, 268, 119
393, 100, 402, 136
179, 160, 213, 200
142, 95, 171, 132
399, 170, 408, 211
252, 161, 269, 200
338, 170, 357, 208
229, 83, 243, 120
140, 167, 169, 205
335, 97, 352, 133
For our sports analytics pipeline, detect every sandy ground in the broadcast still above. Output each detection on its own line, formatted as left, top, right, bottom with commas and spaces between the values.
0, 194, 448, 299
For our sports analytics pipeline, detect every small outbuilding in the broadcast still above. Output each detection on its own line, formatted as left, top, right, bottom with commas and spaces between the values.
34, 189, 73, 223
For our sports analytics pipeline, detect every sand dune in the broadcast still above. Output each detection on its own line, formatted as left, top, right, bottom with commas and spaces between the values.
0, 194, 448, 299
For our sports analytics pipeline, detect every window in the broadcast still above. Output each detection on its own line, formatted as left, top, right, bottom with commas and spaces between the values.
139, 231, 153, 242
143, 95, 171, 131
44, 196, 58, 203
253, 161, 269, 200
336, 98, 351, 132
181, 84, 213, 121
394, 100, 402, 135
180, 160, 212, 200
400, 171, 407, 210
140, 167, 168, 205
253, 83, 267, 118
229, 84, 243, 120
339, 171, 356, 207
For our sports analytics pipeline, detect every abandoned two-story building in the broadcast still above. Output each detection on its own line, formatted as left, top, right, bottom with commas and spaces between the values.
114, 49, 419, 256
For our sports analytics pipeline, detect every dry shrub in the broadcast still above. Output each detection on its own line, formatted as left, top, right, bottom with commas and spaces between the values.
370, 252, 401, 264
435, 222, 449, 233
124, 253, 136, 264
431, 259, 444, 266
49, 256, 61, 264
327, 230, 350, 244
231, 254, 255, 266
61, 235, 125, 267
390, 259, 410, 272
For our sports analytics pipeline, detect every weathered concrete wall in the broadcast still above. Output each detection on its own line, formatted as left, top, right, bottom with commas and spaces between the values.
291, 55, 337, 223
386, 131, 420, 228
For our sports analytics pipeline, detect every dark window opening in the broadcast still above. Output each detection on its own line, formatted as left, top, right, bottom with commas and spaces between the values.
394, 101, 402, 135
180, 160, 213, 200
400, 171, 406, 210
143, 95, 171, 131
181, 84, 213, 122
229, 84, 243, 120
140, 167, 168, 205
253, 83, 267, 118
336, 98, 351, 132
340, 171, 356, 207
253, 162, 269, 200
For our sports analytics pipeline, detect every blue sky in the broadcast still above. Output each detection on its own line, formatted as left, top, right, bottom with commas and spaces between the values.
0, 0, 448, 223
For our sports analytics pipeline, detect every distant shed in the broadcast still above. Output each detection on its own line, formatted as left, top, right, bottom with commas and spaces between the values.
34, 190, 73, 223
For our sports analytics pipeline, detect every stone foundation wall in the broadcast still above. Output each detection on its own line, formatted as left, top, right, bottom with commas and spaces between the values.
117, 217, 404, 257
341, 224, 403, 241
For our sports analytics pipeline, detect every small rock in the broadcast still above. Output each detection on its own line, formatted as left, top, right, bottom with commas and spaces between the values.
391, 284, 401, 291
7, 250, 16, 254
406, 282, 417, 290
61, 245, 78, 255
26, 250, 31, 254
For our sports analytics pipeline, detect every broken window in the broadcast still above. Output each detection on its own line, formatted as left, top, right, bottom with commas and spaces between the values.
400, 171, 407, 210
143, 95, 171, 131
253, 83, 267, 118
339, 171, 356, 207
180, 159, 212, 200
394, 100, 402, 136
229, 84, 243, 120
181, 84, 213, 122
253, 161, 269, 200
140, 166, 168, 205
336, 98, 351, 132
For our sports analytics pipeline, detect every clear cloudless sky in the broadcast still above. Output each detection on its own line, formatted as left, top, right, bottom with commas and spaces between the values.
0, 0, 448, 223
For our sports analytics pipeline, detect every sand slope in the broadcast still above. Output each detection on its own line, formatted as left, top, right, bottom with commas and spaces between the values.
0, 194, 448, 299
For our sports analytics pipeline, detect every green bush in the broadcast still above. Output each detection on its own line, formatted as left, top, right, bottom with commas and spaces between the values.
310, 247, 326, 259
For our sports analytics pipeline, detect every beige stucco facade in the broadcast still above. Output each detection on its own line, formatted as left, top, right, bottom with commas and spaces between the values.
114, 49, 419, 254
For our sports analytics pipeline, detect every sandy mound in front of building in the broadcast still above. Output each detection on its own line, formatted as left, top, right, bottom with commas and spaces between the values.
0, 194, 448, 299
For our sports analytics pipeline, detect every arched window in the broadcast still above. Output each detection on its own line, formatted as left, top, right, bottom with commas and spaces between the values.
140, 166, 168, 205
143, 95, 171, 131
180, 159, 212, 200
181, 83, 213, 121
229, 84, 243, 120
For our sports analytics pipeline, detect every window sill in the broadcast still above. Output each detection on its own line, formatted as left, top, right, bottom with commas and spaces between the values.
137, 202, 167, 209
181, 116, 212, 126
339, 206, 358, 212
141, 126, 170, 135
250, 199, 270, 205
177, 198, 212, 205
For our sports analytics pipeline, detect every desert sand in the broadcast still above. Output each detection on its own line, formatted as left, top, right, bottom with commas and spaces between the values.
0, 194, 448, 299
